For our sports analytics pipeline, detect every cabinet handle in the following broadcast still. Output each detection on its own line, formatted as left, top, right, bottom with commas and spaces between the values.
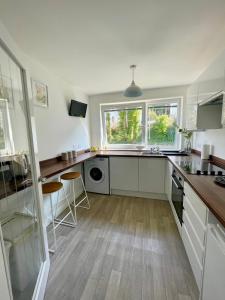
172, 176, 183, 190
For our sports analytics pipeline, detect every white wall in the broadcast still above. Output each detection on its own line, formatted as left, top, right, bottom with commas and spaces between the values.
0, 21, 91, 161
89, 85, 187, 147
32, 70, 90, 161
193, 129, 225, 159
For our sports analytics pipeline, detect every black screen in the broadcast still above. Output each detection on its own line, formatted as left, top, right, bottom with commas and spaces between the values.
69, 100, 87, 118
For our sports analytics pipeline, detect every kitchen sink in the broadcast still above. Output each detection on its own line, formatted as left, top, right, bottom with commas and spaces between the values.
140, 151, 164, 156
161, 150, 188, 156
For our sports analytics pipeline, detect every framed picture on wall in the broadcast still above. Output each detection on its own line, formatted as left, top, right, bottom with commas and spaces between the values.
32, 79, 48, 107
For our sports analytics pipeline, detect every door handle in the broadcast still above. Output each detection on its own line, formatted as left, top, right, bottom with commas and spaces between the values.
172, 176, 183, 190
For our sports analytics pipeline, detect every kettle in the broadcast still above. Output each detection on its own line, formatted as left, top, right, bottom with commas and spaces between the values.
9, 154, 29, 177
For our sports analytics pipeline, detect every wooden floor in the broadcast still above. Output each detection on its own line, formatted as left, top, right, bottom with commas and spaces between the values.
44, 194, 199, 300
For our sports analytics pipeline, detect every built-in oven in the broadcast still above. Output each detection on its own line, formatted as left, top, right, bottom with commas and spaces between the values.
171, 167, 184, 225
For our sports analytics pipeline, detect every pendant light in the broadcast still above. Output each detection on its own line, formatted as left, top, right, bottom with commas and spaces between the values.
123, 64, 143, 97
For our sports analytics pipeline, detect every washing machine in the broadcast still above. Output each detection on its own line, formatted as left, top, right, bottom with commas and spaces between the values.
84, 157, 109, 194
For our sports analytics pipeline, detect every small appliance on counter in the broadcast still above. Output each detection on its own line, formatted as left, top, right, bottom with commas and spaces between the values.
201, 144, 211, 160
214, 176, 225, 187
9, 154, 29, 177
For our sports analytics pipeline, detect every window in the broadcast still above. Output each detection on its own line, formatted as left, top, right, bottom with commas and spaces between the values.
101, 98, 181, 149
103, 105, 144, 145
147, 103, 178, 147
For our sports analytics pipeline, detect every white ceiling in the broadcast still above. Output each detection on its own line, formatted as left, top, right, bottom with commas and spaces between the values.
1, 0, 225, 95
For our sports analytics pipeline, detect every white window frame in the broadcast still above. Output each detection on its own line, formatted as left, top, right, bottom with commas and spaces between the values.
146, 98, 181, 150
101, 102, 146, 149
101, 97, 182, 150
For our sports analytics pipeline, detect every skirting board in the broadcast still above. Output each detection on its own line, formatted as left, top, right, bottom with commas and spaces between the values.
111, 189, 167, 200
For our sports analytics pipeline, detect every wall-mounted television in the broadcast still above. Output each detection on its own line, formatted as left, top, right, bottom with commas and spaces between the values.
69, 100, 87, 118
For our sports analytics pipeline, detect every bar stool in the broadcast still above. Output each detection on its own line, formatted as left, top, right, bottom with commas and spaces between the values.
42, 181, 76, 253
60, 171, 90, 224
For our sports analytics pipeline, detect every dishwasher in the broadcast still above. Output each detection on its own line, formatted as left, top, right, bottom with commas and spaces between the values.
202, 222, 225, 300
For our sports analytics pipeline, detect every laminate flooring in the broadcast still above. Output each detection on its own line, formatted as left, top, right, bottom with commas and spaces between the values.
44, 194, 199, 300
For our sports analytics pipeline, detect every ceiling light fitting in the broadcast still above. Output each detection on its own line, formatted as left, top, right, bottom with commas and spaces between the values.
123, 64, 143, 98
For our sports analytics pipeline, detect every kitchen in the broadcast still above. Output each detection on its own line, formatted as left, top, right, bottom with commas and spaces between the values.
1, 1, 225, 300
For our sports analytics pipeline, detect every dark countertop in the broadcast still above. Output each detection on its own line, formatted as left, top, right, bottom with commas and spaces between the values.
39, 150, 225, 227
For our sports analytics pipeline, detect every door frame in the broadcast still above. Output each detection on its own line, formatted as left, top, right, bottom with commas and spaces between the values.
0, 38, 50, 300
0, 227, 11, 300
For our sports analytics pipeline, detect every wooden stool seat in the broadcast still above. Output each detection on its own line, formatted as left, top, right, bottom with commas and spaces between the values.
42, 182, 63, 194
60, 172, 81, 181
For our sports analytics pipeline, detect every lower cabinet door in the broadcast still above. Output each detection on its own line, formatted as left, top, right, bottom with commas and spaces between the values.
165, 160, 173, 201
182, 224, 203, 290
138, 158, 166, 194
110, 157, 139, 191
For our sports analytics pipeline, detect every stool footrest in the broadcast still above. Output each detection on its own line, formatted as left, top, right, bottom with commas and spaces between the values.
54, 218, 76, 228
72, 196, 89, 208
54, 210, 76, 229
49, 249, 55, 254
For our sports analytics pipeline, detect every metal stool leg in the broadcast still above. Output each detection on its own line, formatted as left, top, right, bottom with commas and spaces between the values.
49, 193, 57, 254
80, 175, 90, 209
54, 186, 77, 227
72, 180, 77, 224
70, 175, 90, 210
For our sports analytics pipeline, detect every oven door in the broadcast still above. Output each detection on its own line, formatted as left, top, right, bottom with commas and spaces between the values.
171, 175, 184, 225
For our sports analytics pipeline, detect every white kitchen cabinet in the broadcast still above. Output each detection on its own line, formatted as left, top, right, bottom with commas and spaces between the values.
185, 82, 198, 130
202, 213, 225, 300
182, 182, 208, 291
110, 157, 139, 191
110, 157, 166, 197
138, 158, 166, 194
198, 50, 225, 105
186, 49, 225, 130
165, 160, 173, 202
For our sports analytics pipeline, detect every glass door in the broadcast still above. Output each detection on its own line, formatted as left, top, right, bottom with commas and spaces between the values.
0, 41, 49, 299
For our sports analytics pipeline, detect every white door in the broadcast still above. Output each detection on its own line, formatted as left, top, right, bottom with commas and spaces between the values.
0, 40, 49, 299
0, 235, 11, 300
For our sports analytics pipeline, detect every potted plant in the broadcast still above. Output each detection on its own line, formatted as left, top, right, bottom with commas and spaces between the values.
176, 125, 193, 154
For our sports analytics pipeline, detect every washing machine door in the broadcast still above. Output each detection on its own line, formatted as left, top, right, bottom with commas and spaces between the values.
88, 165, 105, 183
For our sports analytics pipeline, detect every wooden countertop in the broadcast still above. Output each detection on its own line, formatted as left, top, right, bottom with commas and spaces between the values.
40, 152, 97, 178
40, 150, 166, 178
39, 150, 225, 227
168, 155, 225, 227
